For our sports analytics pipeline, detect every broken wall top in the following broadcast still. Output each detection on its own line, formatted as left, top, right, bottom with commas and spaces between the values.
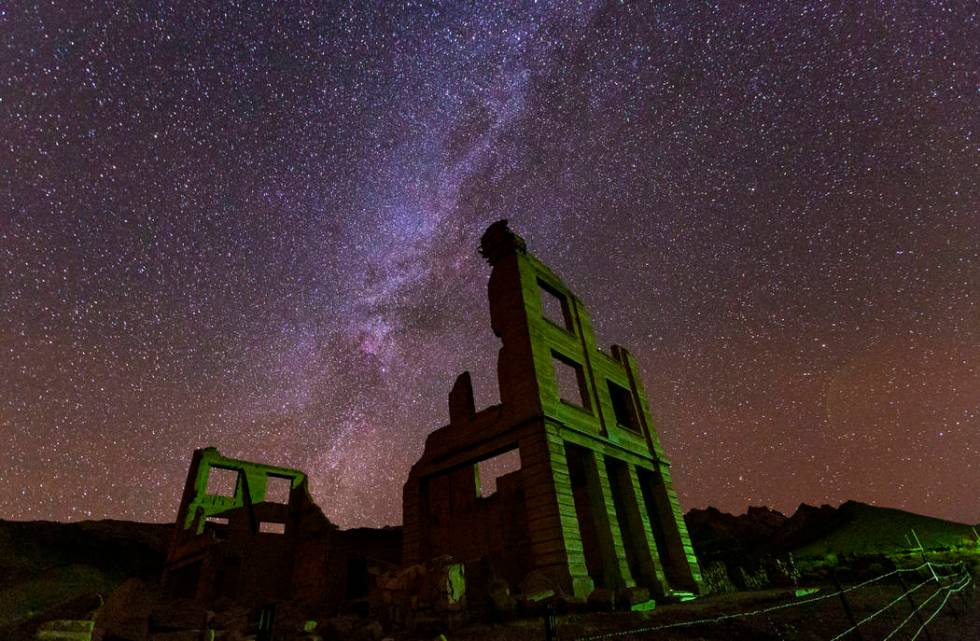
430, 221, 672, 464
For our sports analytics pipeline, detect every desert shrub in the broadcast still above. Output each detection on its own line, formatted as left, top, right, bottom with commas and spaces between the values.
700, 561, 737, 594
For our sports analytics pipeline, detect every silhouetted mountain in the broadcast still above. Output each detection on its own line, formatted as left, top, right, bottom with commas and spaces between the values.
0, 519, 172, 636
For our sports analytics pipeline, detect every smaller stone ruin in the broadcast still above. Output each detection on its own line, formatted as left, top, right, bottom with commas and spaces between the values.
162, 448, 401, 622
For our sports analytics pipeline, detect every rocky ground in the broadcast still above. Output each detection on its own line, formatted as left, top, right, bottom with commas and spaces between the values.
1, 502, 977, 640
0, 518, 171, 639
437, 574, 980, 641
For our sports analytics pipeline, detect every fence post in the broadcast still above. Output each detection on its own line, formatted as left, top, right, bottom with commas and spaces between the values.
831, 570, 865, 641
955, 564, 970, 610
911, 530, 938, 582
544, 603, 559, 641
896, 571, 934, 641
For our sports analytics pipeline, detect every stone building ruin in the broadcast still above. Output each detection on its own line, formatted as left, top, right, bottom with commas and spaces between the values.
160, 221, 701, 630
163, 447, 400, 612
403, 220, 702, 604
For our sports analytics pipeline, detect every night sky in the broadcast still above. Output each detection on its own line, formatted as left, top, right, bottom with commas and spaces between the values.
2, 2, 977, 529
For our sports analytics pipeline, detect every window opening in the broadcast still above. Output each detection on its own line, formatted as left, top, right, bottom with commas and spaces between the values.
608, 380, 640, 432
259, 521, 286, 534
553, 352, 589, 409
539, 279, 572, 329
206, 467, 239, 497
476, 449, 522, 497
265, 475, 292, 504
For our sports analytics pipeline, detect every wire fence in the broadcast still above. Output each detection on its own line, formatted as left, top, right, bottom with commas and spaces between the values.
550, 559, 975, 641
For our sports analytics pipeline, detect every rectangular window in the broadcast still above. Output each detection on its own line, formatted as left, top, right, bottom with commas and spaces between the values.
608, 380, 640, 432
258, 521, 286, 534
476, 449, 522, 497
538, 279, 572, 330
264, 475, 292, 504
553, 352, 590, 409
206, 467, 239, 497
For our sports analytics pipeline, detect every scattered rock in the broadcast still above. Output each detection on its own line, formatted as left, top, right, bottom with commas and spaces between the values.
616, 586, 649, 608
324, 615, 385, 641
375, 555, 466, 625
630, 599, 656, 612
209, 604, 249, 639
519, 570, 555, 604
149, 598, 209, 631
487, 579, 516, 616
96, 579, 154, 641
586, 587, 615, 611
151, 631, 204, 641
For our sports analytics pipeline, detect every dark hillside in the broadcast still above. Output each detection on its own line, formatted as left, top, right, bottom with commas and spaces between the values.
686, 500, 978, 564
0, 519, 172, 630
789, 500, 978, 556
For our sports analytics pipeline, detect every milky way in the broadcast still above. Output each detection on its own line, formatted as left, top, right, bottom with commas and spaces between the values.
1, 2, 977, 527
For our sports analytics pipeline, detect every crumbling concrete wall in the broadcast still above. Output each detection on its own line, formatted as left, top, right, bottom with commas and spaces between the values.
163, 448, 334, 607
163, 448, 400, 614
374, 555, 466, 627
403, 221, 702, 605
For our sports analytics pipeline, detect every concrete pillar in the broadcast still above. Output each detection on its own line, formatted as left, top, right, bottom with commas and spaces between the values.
580, 449, 634, 590
625, 463, 670, 597
654, 462, 702, 589
519, 425, 594, 599
637, 463, 702, 592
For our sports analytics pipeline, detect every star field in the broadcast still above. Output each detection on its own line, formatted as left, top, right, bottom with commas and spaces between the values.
1, 1, 977, 528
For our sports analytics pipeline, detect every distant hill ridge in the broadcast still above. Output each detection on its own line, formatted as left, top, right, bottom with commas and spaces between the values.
685, 500, 979, 562
0, 519, 172, 634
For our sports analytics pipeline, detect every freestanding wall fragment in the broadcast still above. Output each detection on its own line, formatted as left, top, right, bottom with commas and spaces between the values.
163, 447, 334, 606
163, 447, 401, 612
403, 221, 702, 603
